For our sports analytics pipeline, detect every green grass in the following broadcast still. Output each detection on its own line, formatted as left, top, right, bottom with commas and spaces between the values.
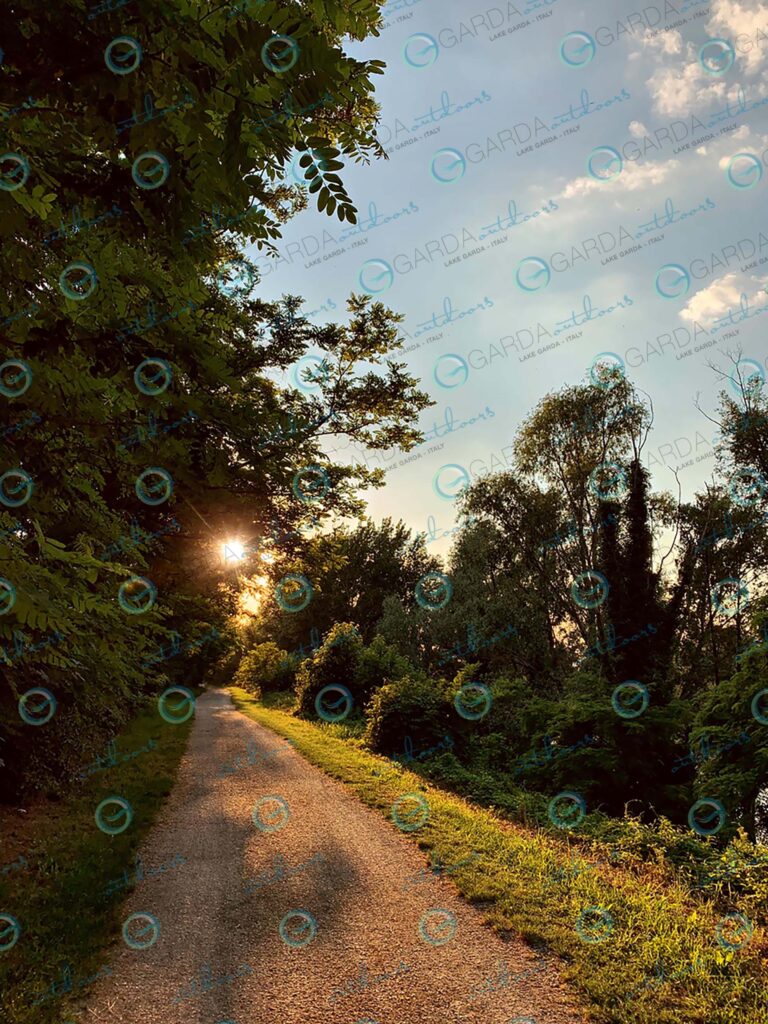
229, 686, 768, 1024
0, 695, 195, 1024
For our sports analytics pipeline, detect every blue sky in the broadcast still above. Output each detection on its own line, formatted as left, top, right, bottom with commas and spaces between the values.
248, 0, 768, 552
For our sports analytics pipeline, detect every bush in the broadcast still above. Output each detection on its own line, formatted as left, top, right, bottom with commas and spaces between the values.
356, 635, 414, 707
294, 622, 364, 718
234, 642, 298, 695
364, 673, 453, 759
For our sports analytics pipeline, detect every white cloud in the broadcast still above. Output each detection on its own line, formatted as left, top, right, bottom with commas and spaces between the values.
680, 272, 768, 323
559, 158, 678, 199
708, 0, 768, 74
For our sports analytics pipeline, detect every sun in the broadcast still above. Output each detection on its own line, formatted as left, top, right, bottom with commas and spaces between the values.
223, 539, 246, 562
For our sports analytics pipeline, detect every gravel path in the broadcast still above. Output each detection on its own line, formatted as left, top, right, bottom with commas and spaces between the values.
81, 689, 584, 1024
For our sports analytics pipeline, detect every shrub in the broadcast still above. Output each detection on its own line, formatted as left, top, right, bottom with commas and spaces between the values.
364, 673, 453, 759
356, 635, 414, 707
294, 622, 364, 718
233, 642, 298, 695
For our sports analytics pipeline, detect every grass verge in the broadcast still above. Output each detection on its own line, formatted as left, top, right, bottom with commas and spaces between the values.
0, 693, 196, 1024
230, 686, 768, 1024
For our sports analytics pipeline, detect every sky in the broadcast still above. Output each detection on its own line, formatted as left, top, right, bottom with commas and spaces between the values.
247, 0, 768, 554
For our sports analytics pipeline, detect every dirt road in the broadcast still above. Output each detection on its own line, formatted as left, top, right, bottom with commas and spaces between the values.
82, 689, 584, 1024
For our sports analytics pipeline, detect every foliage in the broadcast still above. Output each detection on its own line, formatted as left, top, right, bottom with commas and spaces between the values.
364, 673, 453, 757
234, 640, 297, 694
294, 620, 364, 718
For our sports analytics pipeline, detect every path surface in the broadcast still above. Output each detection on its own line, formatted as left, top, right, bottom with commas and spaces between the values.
82, 689, 584, 1024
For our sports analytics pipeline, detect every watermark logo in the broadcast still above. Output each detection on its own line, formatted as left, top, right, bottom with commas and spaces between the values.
432, 463, 470, 501
59, 260, 98, 301
434, 354, 469, 389
698, 38, 735, 76
710, 577, 749, 619
275, 573, 313, 612
729, 358, 764, 398
392, 792, 430, 832
751, 687, 768, 725
726, 153, 763, 190
589, 351, 625, 390
0, 359, 33, 397
18, 687, 57, 726
104, 35, 143, 75
252, 795, 291, 833
158, 686, 196, 724
315, 685, 354, 723
571, 570, 609, 609
430, 148, 466, 184
414, 571, 453, 611
0, 914, 21, 953
261, 35, 299, 74
291, 355, 331, 393
279, 909, 317, 948
654, 263, 690, 300
611, 681, 649, 720
134, 358, 172, 396
418, 909, 457, 946
560, 32, 596, 68
728, 466, 767, 507
575, 906, 614, 943
0, 152, 29, 191
403, 33, 439, 69
358, 259, 394, 295
95, 795, 133, 835
548, 791, 587, 830
118, 576, 157, 615
293, 465, 330, 502
715, 912, 753, 951
135, 467, 174, 506
588, 463, 628, 501
586, 146, 622, 182
0, 469, 34, 507
122, 912, 160, 950
454, 682, 493, 721
688, 797, 726, 836
132, 151, 170, 190
0, 578, 16, 615
515, 256, 551, 293
216, 258, 255, 298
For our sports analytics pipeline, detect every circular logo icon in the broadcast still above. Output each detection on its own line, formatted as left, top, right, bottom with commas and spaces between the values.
105, 35, 143, 74
430, 148, 466, 184
588, 463, 628, 501
95, 795, 133, 835
729, 358, 764, 399
414, 571, 453, 611
699, 38, 735, 75
292, 465, 330, 503
0, 152, 30, 191
418, 908, 457, 945
559, 31, 596, 68
261, 35, 300, 73
586, 146, 623, 182
252, 795, 291, 833
571, 570, 609, 609
122, 912, 160, 950
751, 687, 768, 725
18, 687, 57, 726
655, 263, 690, 299
710, 577, 749, 619
275, 573, 313, 613
548, 791, 587, 830
433, 463, 470, 501
575, 906, 614, 943
291, 354, 331, 393
118, 575, 157, 615
358, 259, 395, 295
134, 358, 173, 396
158, 686, 196, 724
59, 260, 98, 301
688, 797, 726, 836
132, 151, 170, 190
715, 912, 753, 951
611, 681, 649, 720
728, 466, 767, 507
0, 577, 16, 615
0, 914, 21, 953
434, 353, 469, 390
726, 152, 763, 190
515, 256, 551, 293
392, 792, 430, 832
0, 359, 33, 398
315, 684, 354, 723
589, 351, 625, 390
278, 909, 317, 948
0, 469, 34, 507
215, 258, 255, 298
135, 467, 173, 506
454, 682, 492, 721
403, 33, 440, 68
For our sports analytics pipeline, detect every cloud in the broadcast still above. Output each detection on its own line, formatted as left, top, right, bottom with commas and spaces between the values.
708, 0, 768, 74
679, 272, 768, 324
559, 158, 679, 199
